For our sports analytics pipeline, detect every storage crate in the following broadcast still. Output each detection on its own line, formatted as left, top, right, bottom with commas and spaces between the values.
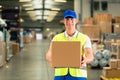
100, 75, 120, 80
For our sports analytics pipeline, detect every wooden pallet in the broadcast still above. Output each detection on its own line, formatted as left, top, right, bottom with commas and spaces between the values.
100, 75, 120, 80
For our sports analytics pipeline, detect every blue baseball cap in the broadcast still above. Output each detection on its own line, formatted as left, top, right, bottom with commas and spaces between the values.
64, 10, 77, 19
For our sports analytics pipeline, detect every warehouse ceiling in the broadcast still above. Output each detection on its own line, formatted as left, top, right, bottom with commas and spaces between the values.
0, 0, 73, 28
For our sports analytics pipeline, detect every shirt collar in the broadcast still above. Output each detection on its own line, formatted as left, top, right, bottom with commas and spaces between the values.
64, 30, 78, 37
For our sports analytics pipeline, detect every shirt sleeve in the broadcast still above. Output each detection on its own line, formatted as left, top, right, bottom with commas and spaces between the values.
84, 36, 92, 49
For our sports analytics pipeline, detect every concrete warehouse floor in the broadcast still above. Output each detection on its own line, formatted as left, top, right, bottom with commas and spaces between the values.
0, 40, 102, 80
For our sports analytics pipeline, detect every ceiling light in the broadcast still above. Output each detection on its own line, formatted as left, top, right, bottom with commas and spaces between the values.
50, 11, 58, 15
35, 10, 42, 15
36, 16, 42, 19
51, 8, 60, 11
45, 0, 54, 4
22, 4, 32, 7
47, 17, 54, 22
46, 28, 50, 31
44, 10, 50, 15
27, 10, 34, 13
47, 11, 58, 22
47, 15, 56, 22
19, 18, 24, 23
19, 0, 31, 2
32, 0, 42, 5
0, 5, 2, 8
33, 4, 42, 9
0, 5, 2, 12
33, 0, 42, 2
54, 0, 67, 3
27, 11, 36, 21
25, 7, 34, 11
43, 16, 48, 19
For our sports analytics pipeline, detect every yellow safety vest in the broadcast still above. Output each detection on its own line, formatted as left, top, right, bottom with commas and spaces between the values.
53, 32, 87, 78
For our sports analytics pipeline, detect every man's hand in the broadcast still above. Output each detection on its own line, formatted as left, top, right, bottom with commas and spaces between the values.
81, 56, 86, 68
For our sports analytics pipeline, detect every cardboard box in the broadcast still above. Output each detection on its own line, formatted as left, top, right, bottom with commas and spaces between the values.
114, 16, 120, 23
24, 35, 31, 43
117, 46, 120, 59
51, 41, 82, 68
110, 59, 118, 69
12, 43, 19, 55
117, 59, 120, 69
98, 22, 112, 34
113, 23, 120, 33
111, 42, 120, 59
102, 67, 111, 77
81, 25, 101, 40
103, 67, 120, 78
84, 17, 94, 25
94, 13, 112, 24
0, 42, 6, 66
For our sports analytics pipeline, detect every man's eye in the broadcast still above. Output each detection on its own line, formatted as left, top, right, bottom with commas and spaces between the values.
66, 18, 73, 20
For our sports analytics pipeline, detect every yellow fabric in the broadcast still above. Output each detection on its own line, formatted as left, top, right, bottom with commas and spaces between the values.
53, 32, 87, 77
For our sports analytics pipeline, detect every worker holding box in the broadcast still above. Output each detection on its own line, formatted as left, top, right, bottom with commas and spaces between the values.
46, 10, 94, 80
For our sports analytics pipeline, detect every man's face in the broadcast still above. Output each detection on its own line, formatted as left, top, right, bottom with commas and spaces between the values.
64, 17, 77, 29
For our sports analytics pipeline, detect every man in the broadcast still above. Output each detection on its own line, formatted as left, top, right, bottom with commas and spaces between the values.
46, 10, 94, 80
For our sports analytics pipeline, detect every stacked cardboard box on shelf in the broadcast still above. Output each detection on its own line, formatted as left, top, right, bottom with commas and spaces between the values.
111, 41, 120, 59
23, 35, 31, 43
94, 13, 112, 34
94, 13, 112, 24
102, 41, 120, 78
31, 31, 36, 41
84, 17, 94, 25
113, 23, 120, 33
98, 22, 112, 34
12, 42, 19, 55
114, 16, 120, 23
0, 41, 6, 67
117, 40, 120, 59
81, 25, 101, 41
80, 13, 112, 41
103, 59, 120, 78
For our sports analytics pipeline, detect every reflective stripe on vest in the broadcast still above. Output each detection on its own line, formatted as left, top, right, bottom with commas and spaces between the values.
53, 32, 87, 77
